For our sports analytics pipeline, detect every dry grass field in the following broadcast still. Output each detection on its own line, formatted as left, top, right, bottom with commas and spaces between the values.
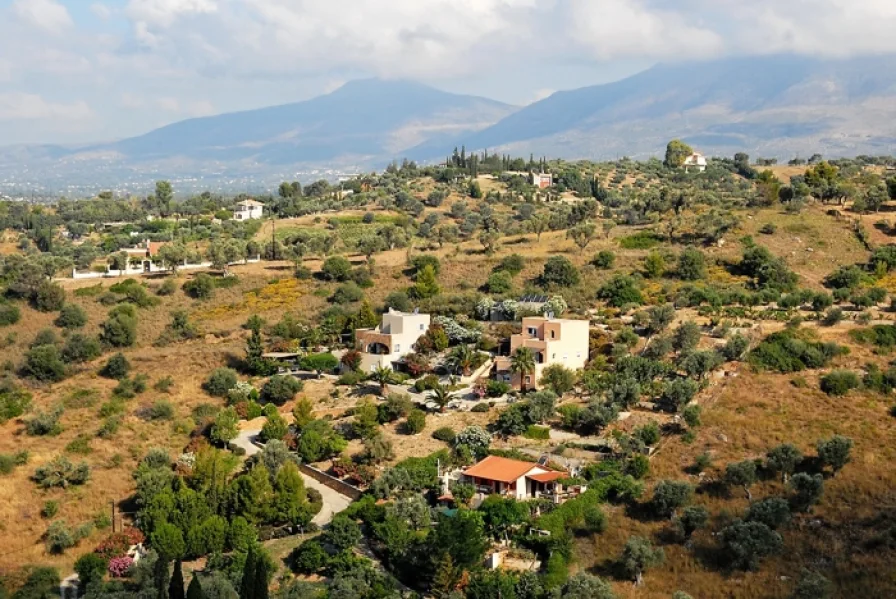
574, 326, 896, 598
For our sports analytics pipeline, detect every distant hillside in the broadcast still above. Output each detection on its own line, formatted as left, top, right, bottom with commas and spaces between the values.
92, 79, 516, 166
410, 55, 896, 161
4, 56, 896, 190
0, 79, 517, 189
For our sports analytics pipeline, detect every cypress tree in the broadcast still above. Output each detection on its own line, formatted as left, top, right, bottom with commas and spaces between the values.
239, 547, 257, 599
186, 575, 205, 599
253, 557, 269, 599
168, 560, 185, 599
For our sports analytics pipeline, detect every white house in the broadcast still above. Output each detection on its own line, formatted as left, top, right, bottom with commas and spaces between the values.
459, 455, 582, 502
682, 152, 707, 173
355, 308, 431, 371
233, 199, 265, 220
531, 172, 553, 189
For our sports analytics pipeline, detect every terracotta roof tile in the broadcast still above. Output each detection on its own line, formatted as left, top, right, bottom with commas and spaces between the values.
463, 456, 540, 483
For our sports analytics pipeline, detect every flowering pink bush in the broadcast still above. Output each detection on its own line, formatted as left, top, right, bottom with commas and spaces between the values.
107, 556, 134, 578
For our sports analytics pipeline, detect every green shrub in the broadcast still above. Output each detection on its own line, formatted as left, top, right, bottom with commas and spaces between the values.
32, 456, 90, 488
330, 282, 364, 304
100, 305, 138, 347
748, 329, 843, 373
204, 367, 238, 397
850, 324, 896, 348
486, 270, 513, 294
61, 334, 102, 364
34, 281, 66, 312
261, 375, 303, 405
593, 250, 615, 270
619, 231, 661, 249
321, 256, 353, 281
183, 274, 216, 299
598, 275, 644, 307
55, 304, 88, 329
524, 425, 550, 440
820, 370, 861, 396
26, 407, 64, 436
405, 409, 426, 434
0, 302, 21, 326
41, 500, 59, 518
97, 416, 122, 439
100, 353, 131, 379
432, 427, 456, 443
486, 379, 511, 397
471, 403, 490, 413
143, 400, 175, 421
157, 278, 178, 296
65, 434, 93, 455
154, 376, 175, 393
22, 344, 67, 382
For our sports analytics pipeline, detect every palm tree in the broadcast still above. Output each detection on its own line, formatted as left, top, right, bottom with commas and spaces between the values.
429, 384, 454, 413
448, 344, 476, 376
510, 347, 537, 392
369, 365, 394, 395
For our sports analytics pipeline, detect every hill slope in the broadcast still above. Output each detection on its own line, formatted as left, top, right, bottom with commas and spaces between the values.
99, 79, 515, 165
410, 55, 896, 160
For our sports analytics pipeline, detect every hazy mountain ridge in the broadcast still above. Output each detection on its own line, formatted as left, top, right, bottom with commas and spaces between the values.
415, 55, 896, 160
4, 56, 896, 191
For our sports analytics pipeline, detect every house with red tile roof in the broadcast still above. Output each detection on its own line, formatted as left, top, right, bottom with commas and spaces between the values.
459, 455, 582, 502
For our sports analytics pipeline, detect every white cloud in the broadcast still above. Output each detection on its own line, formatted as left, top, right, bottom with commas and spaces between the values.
91, 3, 113, 20
11, 0, 73, 34
6, 0, 896, 144
126, 0, 218, 27
0, 92, 92, 122
566, 0, 724, 60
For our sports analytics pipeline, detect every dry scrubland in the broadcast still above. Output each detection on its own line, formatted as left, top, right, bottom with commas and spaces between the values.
3, 158, 896, 597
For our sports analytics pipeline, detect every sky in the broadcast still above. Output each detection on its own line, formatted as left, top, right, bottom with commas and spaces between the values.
2, 0, 896, 146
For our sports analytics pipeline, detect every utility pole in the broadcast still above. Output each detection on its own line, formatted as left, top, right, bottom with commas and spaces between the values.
111, 501, 116, 533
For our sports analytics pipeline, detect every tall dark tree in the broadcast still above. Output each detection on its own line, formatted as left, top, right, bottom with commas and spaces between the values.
253, 557, 269, 599
239, 547, 257, 599
186, 575, 206, 599
169, 560, 186, 599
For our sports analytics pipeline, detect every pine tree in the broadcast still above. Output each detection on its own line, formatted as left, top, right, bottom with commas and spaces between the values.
253, 557, 269, 599
357, 301, 378, 329
245, 327, 271, 375
186, 575, 205, 599
431, 553, 457, 599
411, 264, 441, 299
239, 548, 257, 599
168, 561, 185, 599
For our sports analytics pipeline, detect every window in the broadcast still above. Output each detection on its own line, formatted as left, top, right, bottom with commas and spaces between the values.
525, 376, 531, 384
420, 324, 425, 331
552, 353, 556, 360
576, 352, 582, 359
394, 344, 401, 353
527, 327, 537, 337
550, 330, 556, 339
563, 355, 568, 361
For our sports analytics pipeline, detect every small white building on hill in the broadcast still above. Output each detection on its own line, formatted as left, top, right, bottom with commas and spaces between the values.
233, 199, 265, 220
682, 152, 707, 173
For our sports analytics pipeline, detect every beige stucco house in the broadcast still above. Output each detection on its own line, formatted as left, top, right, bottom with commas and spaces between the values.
495, 315, 589, 390
355, 308, 431, 372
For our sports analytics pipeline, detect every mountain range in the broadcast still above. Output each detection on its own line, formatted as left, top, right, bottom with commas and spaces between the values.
4, 54, 896, 190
